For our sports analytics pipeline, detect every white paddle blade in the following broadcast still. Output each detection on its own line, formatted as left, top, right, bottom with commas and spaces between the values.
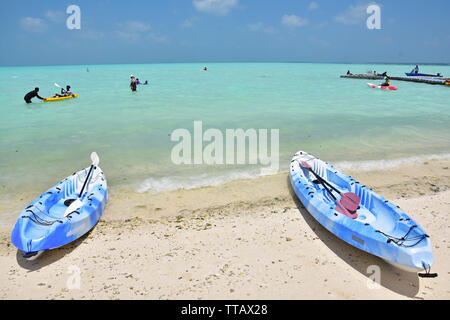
64, 198, 83, 217
54, 83, 62, 88
91, 152, 99, 166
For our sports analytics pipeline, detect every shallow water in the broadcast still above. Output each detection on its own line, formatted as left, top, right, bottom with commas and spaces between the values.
1, 62, 449, 199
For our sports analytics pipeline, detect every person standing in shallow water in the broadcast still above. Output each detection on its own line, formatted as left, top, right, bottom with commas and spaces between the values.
24, 88, 45, 103
130, 75, 137, 92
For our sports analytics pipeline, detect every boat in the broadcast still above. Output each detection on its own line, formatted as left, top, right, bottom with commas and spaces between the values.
11, 153, 107, 257
290, 151, 435, 275
44, 94, 78, 102
405, 73, 443, 78
367, 83, 397, 91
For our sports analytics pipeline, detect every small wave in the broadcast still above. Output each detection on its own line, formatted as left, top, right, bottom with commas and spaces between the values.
137, 168, 278, 194
334, 153, 450, 172
137, 153, 450, 194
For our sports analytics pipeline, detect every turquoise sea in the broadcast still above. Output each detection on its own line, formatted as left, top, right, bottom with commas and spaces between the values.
1, 63, 449, 203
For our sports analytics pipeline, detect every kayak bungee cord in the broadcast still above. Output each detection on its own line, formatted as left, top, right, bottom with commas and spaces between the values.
375, 225, 429, 248
22, 209, 63, 226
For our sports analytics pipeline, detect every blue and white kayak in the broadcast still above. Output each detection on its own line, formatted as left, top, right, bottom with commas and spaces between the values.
290, 151, 434, 274
11, 155, 108, 256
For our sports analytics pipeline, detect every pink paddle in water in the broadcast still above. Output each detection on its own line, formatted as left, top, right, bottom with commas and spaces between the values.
299, 161, 360, 219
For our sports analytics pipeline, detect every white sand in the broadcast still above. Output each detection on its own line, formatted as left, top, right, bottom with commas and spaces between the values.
0, 159, 449, 299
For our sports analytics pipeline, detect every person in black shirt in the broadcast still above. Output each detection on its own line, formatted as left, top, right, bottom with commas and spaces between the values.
130, 75, 137, 92
24, 88, 45, 103
380, 77, 391, 87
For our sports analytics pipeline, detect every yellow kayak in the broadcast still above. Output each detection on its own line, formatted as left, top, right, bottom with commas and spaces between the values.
44, 94, 78, 102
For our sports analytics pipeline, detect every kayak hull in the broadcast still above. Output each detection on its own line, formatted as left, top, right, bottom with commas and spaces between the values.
44, 94, 78, 102
367, 83, 397, 91
290, 151, 433, 272
11, 166, 107, 255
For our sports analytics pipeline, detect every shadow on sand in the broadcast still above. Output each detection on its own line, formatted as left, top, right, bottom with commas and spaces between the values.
286, 175, 421, 298
16, 230, 93, 272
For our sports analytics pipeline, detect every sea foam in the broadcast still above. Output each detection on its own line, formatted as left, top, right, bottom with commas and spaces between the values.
137, 153, 450, 194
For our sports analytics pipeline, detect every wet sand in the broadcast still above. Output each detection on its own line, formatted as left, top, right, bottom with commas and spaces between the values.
0, 159, 449, 299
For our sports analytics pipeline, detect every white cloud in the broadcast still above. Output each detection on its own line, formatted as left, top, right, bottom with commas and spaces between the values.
116, 21, 167, 43
281, 14, 308, 27
309, 37, 330, 48
122, 21, 151, 32
45, 10, 65, 23
309, 2, 319, 10
115, 21, 151, 40
180, 40, 193, 47
335, 4, 368, 25
249, 22, 263, 31
315, 22, 329, 29
79, 31, 105, 40
248, 22, 276, 35
147, 33, 168, 43
116, 30, 140, 41
20, 17, 47, 32
182, 17, 198, 28
193, 0, 239, 16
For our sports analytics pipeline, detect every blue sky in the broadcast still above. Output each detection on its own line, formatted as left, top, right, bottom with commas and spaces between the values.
1, 0, 449, 66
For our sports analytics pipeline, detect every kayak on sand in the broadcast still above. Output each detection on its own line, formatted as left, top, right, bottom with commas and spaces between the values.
11, 153, 108, 257
289, 151, 436, 276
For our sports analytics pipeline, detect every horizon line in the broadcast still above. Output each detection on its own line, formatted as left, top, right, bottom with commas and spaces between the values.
1, 61, 450, 68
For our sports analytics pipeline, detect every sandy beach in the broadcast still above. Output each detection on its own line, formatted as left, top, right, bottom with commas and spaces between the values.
0, 158, 448, 300
2, 0, 450, 306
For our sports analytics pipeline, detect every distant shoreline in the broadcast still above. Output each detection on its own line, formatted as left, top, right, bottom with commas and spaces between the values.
1, 61, 449, 68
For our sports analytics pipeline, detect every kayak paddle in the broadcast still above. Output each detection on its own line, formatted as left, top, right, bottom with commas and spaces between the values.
64, 152, 100, 217
54, 83, 75, 98
299, 161, 360, 218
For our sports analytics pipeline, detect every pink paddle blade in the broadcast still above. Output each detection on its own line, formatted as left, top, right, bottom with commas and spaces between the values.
341, 192, 360, 213
299, 161, 312, 170
336, 200, 359, 219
